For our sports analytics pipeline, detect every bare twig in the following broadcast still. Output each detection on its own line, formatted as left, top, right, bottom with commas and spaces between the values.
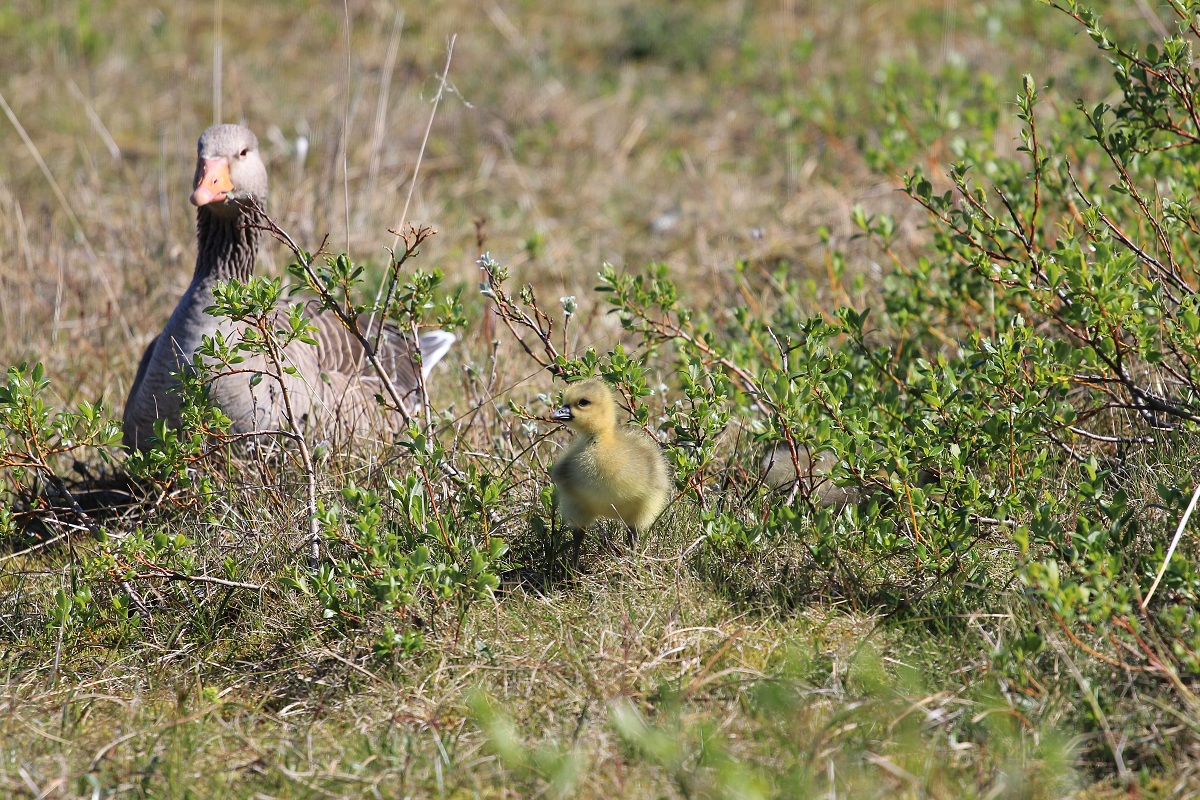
213, 0, 223, 124
0, 529, 70, 563
1143, 481, 1200, 609
371, 34, 458, 340
128, 569, 266, 592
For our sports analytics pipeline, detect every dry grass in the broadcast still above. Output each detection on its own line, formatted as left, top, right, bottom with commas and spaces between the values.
0, 0, 1133, 406
0, 526, 1001, 797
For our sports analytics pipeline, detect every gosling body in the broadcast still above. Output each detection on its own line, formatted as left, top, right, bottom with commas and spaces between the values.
549, 379, 671, 562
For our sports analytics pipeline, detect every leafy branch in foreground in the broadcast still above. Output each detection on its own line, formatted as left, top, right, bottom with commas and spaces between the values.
268, 217, 465, 424
0, 361, 121, 539
188, 223, 487, 654
471, 644, 1078, 798
0, 209, 488, 658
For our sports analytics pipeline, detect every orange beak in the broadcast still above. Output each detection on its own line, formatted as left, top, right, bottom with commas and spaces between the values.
190, 157, 234, 206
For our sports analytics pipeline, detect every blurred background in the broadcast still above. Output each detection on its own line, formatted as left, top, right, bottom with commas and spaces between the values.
0, 0, 1150, 408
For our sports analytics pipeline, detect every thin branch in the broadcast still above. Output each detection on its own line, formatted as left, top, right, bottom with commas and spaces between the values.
129, 570, 266, 592
1142, 481, 1200, 608
250, 206, 416, 424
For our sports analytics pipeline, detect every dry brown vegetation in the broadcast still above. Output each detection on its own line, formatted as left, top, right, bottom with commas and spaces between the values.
2, 0, 1136, 398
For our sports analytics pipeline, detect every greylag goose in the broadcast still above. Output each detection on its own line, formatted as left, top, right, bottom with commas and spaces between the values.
122, 124, 455, 450
549, 379, 672, 564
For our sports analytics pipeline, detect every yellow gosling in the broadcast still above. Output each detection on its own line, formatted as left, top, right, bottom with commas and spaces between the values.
550, 379, 672, 565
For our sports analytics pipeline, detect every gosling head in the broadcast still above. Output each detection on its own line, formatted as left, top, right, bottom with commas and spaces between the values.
550, 379, 618, 437
190, 124, 268, 217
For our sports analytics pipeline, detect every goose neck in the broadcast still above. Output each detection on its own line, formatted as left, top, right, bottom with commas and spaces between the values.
194, 204, 261, 284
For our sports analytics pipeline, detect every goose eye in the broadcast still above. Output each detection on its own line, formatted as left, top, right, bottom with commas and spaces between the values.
576, 398, 590, 408
239, 147, 249, 157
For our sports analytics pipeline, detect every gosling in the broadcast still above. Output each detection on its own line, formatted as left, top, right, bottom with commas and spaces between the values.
549, 379, 672, 565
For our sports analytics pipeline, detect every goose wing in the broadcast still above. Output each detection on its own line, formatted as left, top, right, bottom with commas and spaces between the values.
296, 304, 454, 410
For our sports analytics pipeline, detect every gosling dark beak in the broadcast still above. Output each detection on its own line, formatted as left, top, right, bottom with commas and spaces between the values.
551, 406, 572, 422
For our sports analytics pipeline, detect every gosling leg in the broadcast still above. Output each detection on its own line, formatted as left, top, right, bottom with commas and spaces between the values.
570, 526, 586, 569
625, 525, 638, 551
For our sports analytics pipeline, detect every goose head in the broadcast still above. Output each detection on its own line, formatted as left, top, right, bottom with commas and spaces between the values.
190, 124, 268, 217
551, 379, 618, 437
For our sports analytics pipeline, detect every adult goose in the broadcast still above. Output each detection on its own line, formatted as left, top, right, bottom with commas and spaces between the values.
122, 124, 455, 450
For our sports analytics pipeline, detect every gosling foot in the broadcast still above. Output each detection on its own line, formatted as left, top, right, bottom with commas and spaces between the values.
625, 525, 638, 551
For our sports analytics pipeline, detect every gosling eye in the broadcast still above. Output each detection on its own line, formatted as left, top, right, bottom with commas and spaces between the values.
576, 398, 591, 408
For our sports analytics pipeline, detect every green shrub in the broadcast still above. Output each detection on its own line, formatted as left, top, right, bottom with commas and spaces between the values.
471, 0, 1200, 778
